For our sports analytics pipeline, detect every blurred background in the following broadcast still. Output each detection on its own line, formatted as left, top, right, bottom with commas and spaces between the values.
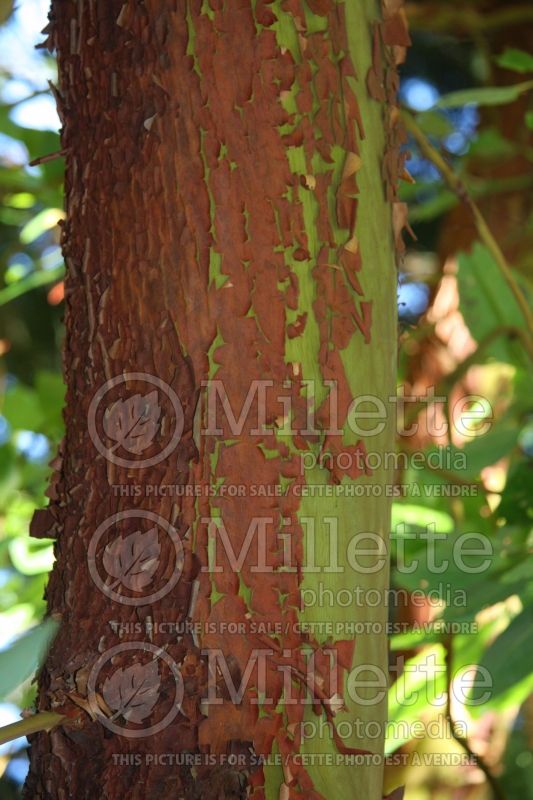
0, 0, 531, 797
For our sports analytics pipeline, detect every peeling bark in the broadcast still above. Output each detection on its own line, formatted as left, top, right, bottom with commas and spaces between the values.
25, 2, 406, 798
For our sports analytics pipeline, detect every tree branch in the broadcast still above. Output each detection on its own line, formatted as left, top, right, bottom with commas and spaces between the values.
444, 637, 506, 800
407, 4, 533, 34
402, 110, 533, 359
0, 712, 66, 746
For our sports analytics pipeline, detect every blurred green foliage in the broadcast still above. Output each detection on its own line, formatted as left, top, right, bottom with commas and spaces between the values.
0, 5, 64, 757
390, 39, 533, 798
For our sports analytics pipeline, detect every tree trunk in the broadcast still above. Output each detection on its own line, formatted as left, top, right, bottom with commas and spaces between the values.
24, 1, 407, 798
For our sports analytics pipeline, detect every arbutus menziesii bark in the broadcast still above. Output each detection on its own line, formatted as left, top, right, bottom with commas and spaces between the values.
25, 1, 408, 798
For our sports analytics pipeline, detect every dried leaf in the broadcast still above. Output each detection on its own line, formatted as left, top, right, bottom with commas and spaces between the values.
342, 152, 362, 179
103, 391, 161, 454
103, 528, 160, 590
384, 787, 405, 800
102, 660, 160, 724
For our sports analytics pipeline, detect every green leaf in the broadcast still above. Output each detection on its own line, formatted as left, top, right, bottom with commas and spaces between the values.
498, 460, 533, 525
468, 128, 515, 159
0, 0, 14, 24
4, 192, 36, 209
2, 384, 44, 431
391, 503, 454, 533
458, 243, 527, 363
8, 537, 55, 575
502, 717, 533, 799
495, 48, 533, 74
0, 264, 64, 307
20, 208, 63, 245
35, 370, 65, 440
469, 605, 533, 709
393, 522, 525, 623
436, 80, 533, 109
3, 493, 38, 539
526, 111, 533, 130
1, 374, 64, 439
0, 444, 18, 504
0, 618, 58, 699
500, 558, 533, 586
386, 645, 447, 754
415, 110, 454, 138
462, 423, 519, 475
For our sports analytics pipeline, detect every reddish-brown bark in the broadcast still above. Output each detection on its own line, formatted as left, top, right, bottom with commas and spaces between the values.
24, 1, 405, 798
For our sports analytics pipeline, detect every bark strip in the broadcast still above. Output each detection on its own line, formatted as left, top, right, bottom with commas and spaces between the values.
25, 2, 406, 798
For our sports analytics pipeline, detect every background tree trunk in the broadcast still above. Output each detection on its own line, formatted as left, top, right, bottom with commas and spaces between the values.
24, 1, 406, 798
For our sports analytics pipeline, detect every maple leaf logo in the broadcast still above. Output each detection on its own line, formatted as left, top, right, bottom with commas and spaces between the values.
103, 391, 161, 455
103, 528, 160, 592
102, 660, 160, 724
